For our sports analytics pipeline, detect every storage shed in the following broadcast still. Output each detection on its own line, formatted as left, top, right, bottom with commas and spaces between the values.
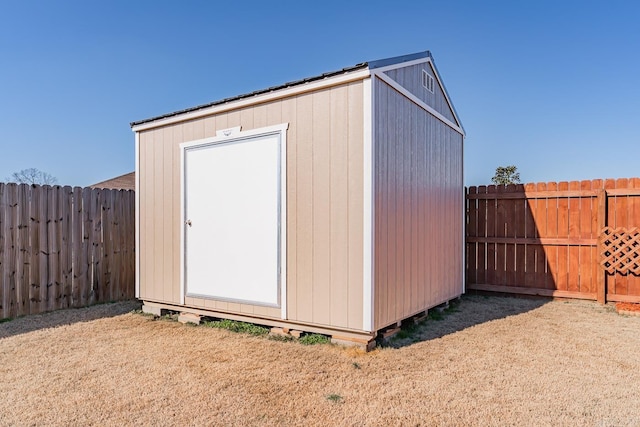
131, 51, 465, 348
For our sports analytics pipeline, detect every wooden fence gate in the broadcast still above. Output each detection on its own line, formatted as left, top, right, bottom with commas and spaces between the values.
0, 183, 135, 319
466, 178, 640, 304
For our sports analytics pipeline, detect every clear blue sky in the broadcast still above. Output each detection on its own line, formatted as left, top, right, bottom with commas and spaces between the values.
1, 0, 638, 187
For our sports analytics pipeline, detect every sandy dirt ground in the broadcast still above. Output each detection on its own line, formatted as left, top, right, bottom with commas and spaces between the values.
1, 295, 639, 427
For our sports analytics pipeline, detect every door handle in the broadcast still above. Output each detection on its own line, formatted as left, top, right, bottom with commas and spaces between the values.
186, 219, 192, 227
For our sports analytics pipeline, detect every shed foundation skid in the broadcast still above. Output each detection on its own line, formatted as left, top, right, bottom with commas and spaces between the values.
141, 301, 376, 348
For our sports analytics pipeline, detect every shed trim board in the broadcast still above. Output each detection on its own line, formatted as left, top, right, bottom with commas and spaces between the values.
362, 77, 374, 332
179, 123, 288, 318
372, 71, 464, 136
370, 57, 464, 133
461, 137, 466, 294
131, 70, 370, 132
134, 132, 140, 298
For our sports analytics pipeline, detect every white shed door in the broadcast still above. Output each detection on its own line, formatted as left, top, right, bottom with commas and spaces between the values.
184, 133, 281, 307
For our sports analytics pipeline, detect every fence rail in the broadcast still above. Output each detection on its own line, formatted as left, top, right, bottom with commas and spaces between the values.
466, 178, 640, 304
0, 183, 135, 319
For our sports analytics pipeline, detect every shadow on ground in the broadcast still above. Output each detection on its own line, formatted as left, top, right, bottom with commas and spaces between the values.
383, 293, 549, 349
0, 300, 141, 340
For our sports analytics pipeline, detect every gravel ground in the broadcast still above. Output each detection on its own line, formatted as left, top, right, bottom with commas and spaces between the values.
1, 295, 639, 426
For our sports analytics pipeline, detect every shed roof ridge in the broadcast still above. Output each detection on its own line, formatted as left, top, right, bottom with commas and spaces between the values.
130, 51, 435, 128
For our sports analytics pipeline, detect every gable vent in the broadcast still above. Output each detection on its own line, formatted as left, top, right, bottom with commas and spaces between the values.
422, 69, 434, 93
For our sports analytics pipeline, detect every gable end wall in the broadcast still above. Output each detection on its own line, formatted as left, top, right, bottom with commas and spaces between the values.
373, 76, 463, 330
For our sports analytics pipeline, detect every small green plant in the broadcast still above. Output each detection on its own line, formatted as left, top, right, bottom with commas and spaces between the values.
161, 313, 178, 321
267, 334, 295, 342
0, 317, 12, 324
352, 362, 361, 369
299, 333, 329, 345
326, 393, 343, 403
204, 319, 269, 336
131, 309, 155, 318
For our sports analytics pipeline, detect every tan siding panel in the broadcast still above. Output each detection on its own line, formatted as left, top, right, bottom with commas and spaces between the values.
138, 80, 366, 328
239, 107, 254, 130
329, 85, 349, 328
253, 103, 267, 128
227, 109, 241, 129
203, 115, 216, 138
282, 97, 298, 320
171, 124, 183, 303
294, 93, 314, 323
162, 126, 174, 304
373, 78, 463, 330
311, 89, 332, 326
347, 82, 364, 330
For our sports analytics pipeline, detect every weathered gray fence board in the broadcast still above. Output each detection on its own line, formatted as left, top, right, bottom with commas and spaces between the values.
0, 183, 135, 319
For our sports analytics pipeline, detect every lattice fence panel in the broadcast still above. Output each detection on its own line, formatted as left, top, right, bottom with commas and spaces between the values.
599, 227, 640, 275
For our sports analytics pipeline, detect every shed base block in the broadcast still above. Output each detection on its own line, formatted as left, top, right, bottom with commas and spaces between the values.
142, 304, 163, 316
331, 335, 377, 352
178, 312, 201, 325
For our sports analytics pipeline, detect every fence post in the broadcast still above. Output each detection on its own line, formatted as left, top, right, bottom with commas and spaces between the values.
596, 189, 607, 304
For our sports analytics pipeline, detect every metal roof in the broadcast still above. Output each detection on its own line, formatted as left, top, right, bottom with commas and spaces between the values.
130, 62, 370, 127
129, 50, 466, 130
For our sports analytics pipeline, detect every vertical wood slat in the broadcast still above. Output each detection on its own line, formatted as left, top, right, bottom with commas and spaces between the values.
503, 184, 516, 286
59, 186, 72, 308
628, 178, 640, 298
567, 181, 581, 292
535, 182, 548, 289
590, 179, 603, 301
509, 184, 528, 286
545, 181, 559, 290
1, 184, 13, 319
556, 181, 570, 292
579, 180, 593, 294
29, 185, 41, 314
101, 189, 112, 302
476, 185, 487, 286
614, 178, 629, 297
46, 186, 59, 312
71, 187, 83, 307
485, 185, 497, 287
16, 185, 30, 316
596, 188, 607, 304
495, 185, 506, 286
37, 186, 48, 314
466, 186, 477, 286
524, 183, 539, 288
604, 179, 617, 297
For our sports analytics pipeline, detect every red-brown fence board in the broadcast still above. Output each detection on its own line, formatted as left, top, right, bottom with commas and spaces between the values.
577, 180, 591, 293
566, 181, 580, 292
545, 181, 559, 291
629, 178, 640, 297
466, 177, 640, 303
476, 186, 487, 285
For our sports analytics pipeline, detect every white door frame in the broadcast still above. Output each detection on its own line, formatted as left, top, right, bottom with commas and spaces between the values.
179, 123, 288, 319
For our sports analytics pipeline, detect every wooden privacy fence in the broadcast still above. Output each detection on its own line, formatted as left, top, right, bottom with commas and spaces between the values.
466, 178, 640, 304
0, 183, 135, 319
